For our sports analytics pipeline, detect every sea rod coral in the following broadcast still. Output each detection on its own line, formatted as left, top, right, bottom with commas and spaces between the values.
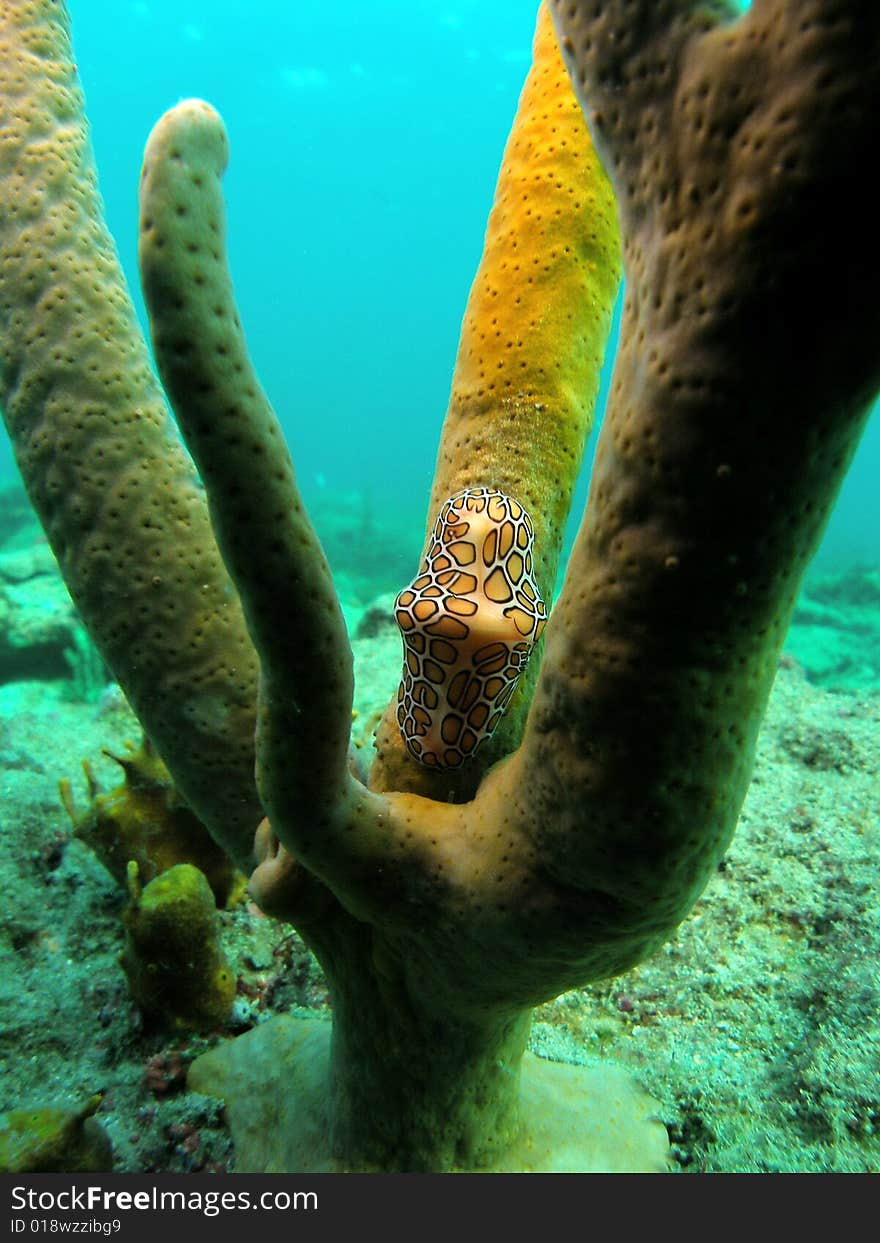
1, 0, 878, 1171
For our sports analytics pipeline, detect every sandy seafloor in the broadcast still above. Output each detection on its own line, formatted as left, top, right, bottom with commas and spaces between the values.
0, 498, 878, 1175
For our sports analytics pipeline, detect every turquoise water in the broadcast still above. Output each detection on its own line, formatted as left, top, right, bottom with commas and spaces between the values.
1, 0, 546, 548
1, 0, 875, 571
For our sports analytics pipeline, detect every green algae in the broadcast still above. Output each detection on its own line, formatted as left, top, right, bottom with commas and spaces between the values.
0, 1096, 112, 1173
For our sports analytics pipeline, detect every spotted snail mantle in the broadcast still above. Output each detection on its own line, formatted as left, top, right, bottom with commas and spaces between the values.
395, 488, 547, 768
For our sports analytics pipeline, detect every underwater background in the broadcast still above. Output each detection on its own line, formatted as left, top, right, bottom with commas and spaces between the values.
2, 0, 879, 577
0, 0, 878, 1173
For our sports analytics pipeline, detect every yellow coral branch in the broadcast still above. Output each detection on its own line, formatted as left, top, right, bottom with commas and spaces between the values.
371, 3, 621, 797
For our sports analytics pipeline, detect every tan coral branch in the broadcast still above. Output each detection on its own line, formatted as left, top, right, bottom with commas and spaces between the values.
138, 99, 363, 859
0, 0, 261, 865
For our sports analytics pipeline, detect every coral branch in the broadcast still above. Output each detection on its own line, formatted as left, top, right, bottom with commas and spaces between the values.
482, 0, 880, 939
138, 100, 355, 841
370, 3, 621, 798
0, 0, 261, 865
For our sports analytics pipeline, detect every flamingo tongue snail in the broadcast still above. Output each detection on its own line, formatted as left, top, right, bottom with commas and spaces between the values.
393, 487, 547, 768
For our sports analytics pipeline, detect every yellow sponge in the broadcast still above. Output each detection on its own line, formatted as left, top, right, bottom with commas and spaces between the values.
121, 862, 236, 1031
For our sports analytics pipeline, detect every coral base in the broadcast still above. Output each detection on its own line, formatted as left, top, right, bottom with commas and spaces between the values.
188, 1015, 670, 1173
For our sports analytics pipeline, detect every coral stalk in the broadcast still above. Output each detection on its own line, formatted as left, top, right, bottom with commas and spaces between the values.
1, 0, 877, 1172
0, 0, 260, 866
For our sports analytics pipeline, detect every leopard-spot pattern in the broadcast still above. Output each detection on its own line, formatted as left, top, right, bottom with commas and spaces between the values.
394, 487, 547, 768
